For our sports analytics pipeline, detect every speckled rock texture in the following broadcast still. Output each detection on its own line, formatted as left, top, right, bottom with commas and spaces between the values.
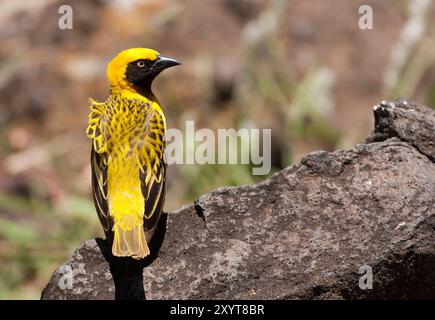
42, 99, 435, 300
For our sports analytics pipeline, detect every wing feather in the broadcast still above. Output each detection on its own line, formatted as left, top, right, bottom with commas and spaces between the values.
88, 98, 112, 235
139, 108, 166, 231
90, 147, 112, 233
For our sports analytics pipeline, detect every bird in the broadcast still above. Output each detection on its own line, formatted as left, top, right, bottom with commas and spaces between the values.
86, 48, 180, 259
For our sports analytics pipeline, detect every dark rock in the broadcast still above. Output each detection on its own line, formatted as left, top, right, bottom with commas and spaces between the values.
41, 99, 435, 300
366, 98, 435, 161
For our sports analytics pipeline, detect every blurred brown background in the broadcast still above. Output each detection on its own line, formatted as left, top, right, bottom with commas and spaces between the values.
0, 0, 434, 299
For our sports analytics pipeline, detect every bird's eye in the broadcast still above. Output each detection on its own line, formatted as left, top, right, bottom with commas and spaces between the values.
137, 60, 145, 68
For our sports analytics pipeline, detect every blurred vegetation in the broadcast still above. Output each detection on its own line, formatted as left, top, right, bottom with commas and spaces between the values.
0, 193, 98, 299
0, 0, 434, 299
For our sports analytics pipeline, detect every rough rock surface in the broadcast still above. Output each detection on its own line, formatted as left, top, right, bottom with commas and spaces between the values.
42, 99, 435, 300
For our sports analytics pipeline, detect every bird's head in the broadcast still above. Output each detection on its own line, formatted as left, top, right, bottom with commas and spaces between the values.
107, 48, 180, 96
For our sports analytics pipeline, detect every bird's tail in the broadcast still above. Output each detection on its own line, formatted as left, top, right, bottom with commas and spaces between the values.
112, 221, 150, 260
107, 161, 150, 259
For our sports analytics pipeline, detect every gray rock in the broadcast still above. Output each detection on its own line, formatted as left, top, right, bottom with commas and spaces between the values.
41, 99, 435, 300
367, 98, 435, 161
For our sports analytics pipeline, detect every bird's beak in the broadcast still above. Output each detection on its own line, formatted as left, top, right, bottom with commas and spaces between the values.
155, 55, 181, 71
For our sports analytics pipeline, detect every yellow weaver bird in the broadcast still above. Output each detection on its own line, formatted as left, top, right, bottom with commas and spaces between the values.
86, 48, 180, 259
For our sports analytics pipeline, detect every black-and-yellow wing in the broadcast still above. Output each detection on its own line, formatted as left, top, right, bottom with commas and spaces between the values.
87, 98, 113, 238
90, 148, 112, 237
139, 108, 167, 232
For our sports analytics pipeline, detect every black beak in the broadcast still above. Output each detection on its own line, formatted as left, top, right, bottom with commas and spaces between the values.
154, 55, 181, 71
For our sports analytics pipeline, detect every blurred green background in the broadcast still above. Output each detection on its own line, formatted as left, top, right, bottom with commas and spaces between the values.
0, 0, 434, 299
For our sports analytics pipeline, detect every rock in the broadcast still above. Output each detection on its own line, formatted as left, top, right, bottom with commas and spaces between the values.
367, 98, 434, 161
41, 99, 435, 300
